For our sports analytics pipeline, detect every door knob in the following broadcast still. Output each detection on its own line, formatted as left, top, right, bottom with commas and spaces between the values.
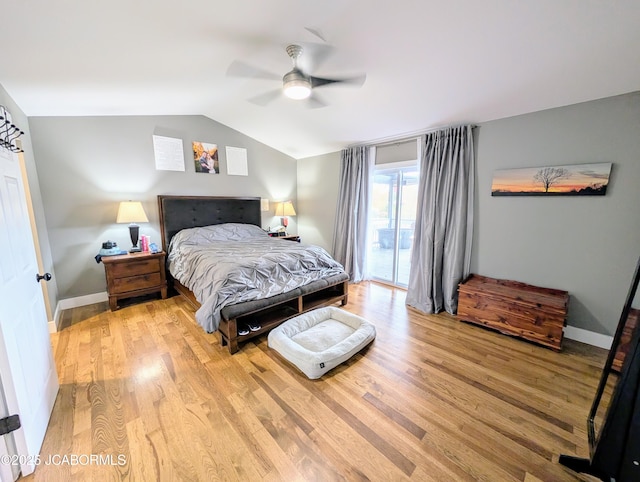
36, 273, 52, 283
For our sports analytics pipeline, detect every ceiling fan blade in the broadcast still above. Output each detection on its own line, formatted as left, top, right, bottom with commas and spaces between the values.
297, 42, 336, 74
306, 92, 328, 109
226, 60, 281, 80
310, 73, 366, 89
247, 89, 282, 106
304, 27, 326, 42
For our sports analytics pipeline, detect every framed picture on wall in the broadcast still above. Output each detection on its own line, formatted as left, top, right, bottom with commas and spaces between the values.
193, 141, 220, 174
491, 162, 612, 196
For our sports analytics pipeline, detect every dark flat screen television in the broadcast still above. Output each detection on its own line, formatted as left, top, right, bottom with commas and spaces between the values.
559, 257, 640, 481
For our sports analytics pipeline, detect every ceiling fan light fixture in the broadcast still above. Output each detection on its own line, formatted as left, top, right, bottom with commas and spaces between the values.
283, 70, 311, 100
284, 81, 311, 100
231, 42, 365, 107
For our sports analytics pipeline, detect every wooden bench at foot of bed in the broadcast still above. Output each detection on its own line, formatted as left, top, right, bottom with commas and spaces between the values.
173, 273, 349, 354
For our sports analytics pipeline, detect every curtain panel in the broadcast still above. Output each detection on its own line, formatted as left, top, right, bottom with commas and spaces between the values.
406, 125, 475, 314
332, 146, 372, 282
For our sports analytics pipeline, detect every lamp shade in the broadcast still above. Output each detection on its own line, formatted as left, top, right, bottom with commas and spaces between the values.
274, 201, 296, 217
116, 201, 149, 224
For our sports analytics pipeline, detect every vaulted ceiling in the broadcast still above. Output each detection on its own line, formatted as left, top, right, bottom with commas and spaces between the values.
2, 0, 639, 159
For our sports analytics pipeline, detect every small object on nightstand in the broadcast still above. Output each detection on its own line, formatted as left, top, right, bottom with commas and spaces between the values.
99, 240, 121, 256
268, 225, 287, 237
280, 235, 301, 242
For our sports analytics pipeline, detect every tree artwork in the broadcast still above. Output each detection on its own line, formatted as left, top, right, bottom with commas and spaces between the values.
491, 162, 611, 196
533, 167, 570, 193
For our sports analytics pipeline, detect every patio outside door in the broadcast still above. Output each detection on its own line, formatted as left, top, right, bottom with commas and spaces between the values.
369, 165, 418, 287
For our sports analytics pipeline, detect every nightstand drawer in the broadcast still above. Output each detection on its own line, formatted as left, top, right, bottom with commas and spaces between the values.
109, 259, 159, 278
111, 273, 162, 294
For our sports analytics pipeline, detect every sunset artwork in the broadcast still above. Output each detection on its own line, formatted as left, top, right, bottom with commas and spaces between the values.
491, 162, 612, 196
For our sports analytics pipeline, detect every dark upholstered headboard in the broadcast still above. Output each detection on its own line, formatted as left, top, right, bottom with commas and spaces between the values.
157, 195, 261, 252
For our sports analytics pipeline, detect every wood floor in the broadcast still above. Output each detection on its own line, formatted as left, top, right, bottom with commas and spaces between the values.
23, 282, 608, 481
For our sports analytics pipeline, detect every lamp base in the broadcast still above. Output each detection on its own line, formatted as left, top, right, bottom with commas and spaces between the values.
128, 224, 140, 253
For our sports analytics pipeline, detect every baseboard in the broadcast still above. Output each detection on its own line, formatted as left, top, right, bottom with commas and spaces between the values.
57, 291, 108, 311
564, 325, 613, 350
52, 292, 108, 332
51, 302, 64, 333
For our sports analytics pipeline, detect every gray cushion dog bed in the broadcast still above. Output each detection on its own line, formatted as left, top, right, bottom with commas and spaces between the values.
268, 307, 376, 379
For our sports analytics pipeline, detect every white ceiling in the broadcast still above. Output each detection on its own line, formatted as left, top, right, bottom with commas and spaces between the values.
2, 0, 639, 159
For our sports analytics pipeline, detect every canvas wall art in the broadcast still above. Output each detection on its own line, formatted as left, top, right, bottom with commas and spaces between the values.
153, 135, 185, 171
491, 162, 612, 196
193, 141, 219, 174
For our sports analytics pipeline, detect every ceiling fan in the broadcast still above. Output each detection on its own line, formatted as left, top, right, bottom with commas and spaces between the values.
227, 43, 366, 108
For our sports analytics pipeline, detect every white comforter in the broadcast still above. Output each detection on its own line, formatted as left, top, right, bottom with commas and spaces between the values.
168, 223, 345, 332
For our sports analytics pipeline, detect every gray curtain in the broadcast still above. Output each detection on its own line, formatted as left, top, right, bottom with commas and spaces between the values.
332, 146, 372, 282
406, 125, 475, 314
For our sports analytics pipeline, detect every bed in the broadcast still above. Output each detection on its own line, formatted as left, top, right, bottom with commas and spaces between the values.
158, 195, 349, 353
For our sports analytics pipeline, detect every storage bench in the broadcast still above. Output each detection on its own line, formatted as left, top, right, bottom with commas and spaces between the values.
457, 274, 569, 351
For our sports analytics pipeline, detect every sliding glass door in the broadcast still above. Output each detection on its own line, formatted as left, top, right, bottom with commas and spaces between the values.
369, 165, 418, 286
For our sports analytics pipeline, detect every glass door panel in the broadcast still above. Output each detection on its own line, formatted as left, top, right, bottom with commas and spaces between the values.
396, 169, 418, 285
369, 166, 418, 286
370, 171, 398, 281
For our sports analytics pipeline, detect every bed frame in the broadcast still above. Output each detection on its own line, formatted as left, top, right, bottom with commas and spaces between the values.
158, 195, 349, 354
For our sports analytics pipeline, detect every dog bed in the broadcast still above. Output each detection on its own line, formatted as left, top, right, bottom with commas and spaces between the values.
268, 306, 376, 379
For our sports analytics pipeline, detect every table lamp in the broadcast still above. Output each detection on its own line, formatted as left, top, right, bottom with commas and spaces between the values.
116, 201, 148, 252
274, 201, 296, 229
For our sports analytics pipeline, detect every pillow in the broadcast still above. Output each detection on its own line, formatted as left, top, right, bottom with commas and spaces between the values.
170, 223, 268, 249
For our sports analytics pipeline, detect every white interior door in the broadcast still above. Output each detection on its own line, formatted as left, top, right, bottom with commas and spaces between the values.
0, 437, 15, 482
0, 142, 59, 477
0, 379, 19, 482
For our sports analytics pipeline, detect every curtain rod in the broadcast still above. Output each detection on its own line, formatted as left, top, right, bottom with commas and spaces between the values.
349, 123, 478, 149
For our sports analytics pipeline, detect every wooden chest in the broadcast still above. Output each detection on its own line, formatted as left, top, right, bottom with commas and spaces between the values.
613, 308, 639, 372
457, 274, 569, 351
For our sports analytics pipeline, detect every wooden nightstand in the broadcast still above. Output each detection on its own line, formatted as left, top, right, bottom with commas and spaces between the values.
102, 251, 167, 311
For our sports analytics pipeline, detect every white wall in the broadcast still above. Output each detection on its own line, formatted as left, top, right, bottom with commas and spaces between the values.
473, 92, 640, 335
297, 151, 341, 254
